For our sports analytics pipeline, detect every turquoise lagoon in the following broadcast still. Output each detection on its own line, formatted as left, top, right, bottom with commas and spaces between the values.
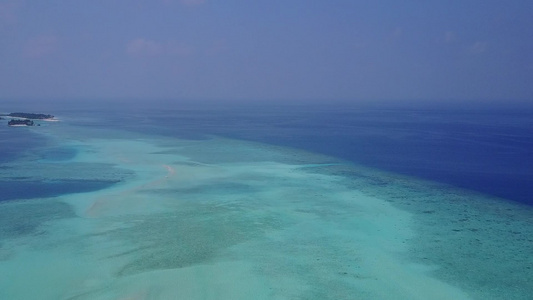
0, 105, 531, 299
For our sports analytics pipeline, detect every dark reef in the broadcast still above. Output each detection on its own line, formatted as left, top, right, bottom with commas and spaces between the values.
8, 119, 34, 126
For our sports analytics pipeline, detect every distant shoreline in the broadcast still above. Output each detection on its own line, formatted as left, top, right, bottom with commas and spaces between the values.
1, 112, 58, 127
5, 112, 55, 120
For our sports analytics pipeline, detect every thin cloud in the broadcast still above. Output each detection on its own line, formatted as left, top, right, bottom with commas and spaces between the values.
126, 38, 194, 57
127, 38, 163, 57
205, 39, 227, 56
167, 41, 194, 56
444, 31, 456, 43
0, 1, 16, 22
179, 0, 205, 6
162, 0, 206, 6
392, 27, 403, 39
436, 31, 456, 44
468, 41, 487, 54
23, 35, 59, 58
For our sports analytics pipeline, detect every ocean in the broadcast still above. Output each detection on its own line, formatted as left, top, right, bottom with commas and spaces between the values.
0, 101, 531, 299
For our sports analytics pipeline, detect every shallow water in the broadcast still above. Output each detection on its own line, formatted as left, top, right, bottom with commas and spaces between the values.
0, 106, 531, 299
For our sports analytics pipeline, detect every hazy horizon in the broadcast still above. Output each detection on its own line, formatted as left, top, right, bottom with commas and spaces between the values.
1, 1, 532, 105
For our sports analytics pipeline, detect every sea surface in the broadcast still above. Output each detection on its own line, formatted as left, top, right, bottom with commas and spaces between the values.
0, 101, 531, 299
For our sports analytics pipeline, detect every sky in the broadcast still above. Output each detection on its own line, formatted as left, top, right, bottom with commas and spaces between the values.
0, 0, 532, 105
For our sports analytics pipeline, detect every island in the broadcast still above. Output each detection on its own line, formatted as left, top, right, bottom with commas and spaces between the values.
8, 119, 35, 126
3, 112, 54, 126
8, 112, 55, 120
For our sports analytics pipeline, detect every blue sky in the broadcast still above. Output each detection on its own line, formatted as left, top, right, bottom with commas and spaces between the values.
0, 0, 532, 104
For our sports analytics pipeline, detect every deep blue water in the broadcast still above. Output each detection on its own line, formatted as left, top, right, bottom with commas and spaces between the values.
242, 107, 532, 205
0, 117, 117, 201
0, 122, 46, 163
36, 147, 78, 161
2, 103, 532, 205
87, 103, 532, 205
249, 107, 533, 205
0, 180, 117, 202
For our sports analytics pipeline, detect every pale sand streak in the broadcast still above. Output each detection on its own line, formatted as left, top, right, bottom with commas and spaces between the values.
86, 164, 176, 217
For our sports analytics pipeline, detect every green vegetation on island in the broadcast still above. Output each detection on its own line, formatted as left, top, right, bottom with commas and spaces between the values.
8, 112, 54, 119
3, 112, 54, 126
8, 119, 35, 126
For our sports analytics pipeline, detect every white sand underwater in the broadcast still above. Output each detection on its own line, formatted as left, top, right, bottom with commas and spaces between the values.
0, 123, 530, 299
